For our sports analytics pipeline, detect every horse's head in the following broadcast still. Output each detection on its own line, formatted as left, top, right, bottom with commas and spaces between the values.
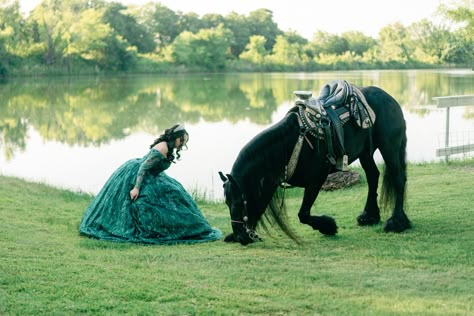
218, 171, 261, 246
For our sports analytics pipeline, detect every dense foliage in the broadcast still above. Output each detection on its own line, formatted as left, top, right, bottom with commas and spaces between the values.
0, 0, 473, 76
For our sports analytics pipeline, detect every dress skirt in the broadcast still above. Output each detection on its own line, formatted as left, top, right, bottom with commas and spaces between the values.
79, 157, 222, 244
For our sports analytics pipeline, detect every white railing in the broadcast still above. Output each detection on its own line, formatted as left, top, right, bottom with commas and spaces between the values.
433, 95, 474, 160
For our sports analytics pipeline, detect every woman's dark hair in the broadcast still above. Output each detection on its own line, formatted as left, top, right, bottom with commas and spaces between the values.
150, 124, 188, 162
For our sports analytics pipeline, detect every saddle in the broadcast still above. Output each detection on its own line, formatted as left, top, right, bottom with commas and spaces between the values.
289, 80, 376, 171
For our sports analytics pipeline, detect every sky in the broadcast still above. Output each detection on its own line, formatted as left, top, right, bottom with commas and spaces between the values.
19, 0, 445, 39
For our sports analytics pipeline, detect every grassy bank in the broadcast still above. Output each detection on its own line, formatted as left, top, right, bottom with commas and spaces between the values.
1, 160, 473, 315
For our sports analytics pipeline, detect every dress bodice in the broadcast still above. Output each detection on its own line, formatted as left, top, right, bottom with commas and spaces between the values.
142, 148, 172, 175
135, 148, 172, 189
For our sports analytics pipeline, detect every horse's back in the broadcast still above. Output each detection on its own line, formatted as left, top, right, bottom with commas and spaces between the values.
361, 86, 406, 131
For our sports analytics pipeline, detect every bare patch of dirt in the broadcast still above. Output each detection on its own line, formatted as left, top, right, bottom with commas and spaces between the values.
322, 170, 361, 191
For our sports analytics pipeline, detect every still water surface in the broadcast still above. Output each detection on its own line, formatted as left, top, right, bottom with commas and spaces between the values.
1, 70, 473, 199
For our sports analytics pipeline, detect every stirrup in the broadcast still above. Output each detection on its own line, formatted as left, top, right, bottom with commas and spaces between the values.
336, 155, 349, 171
326, 154, 337, 166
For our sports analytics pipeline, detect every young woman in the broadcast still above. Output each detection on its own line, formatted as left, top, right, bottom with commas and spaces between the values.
79, 124, 222, 244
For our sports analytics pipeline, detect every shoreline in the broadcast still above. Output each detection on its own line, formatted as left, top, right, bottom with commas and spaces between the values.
2, 158, 472, 203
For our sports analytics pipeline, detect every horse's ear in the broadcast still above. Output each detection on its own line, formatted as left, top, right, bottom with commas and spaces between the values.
218, 171, 227, 182
227, 174, 237, 186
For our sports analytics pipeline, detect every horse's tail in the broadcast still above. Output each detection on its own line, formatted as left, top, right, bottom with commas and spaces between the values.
380, 132, 407, 211
260, 187, 302, 244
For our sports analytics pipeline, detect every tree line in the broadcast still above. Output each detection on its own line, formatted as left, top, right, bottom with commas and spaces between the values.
0, 0, 472, 77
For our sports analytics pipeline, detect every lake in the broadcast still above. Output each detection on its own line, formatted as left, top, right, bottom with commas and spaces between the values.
1, 69, 473, 200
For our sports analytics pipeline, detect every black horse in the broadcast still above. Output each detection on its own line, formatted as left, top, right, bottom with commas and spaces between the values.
219, 80, 411, 245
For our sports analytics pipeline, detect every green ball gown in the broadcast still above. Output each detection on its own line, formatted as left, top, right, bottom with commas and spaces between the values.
79, 148, 222, 244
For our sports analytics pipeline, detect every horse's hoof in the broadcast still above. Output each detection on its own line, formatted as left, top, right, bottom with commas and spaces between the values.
224, 233, 237, 243
224, 232, 256, 245
317, 215, 338, 235
383, 215, 411, 233
357, 211, 381, 226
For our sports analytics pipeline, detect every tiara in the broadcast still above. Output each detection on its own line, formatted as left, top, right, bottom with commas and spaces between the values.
173, 124, 186, 133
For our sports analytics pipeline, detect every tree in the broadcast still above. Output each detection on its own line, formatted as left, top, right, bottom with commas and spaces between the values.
0, 1, 16, 74
266, 34, 305, 67
283, 30, 308, 45
246, 9, 282, 51
224, 9, 281, 59
377, 23, 412, 63
224, 11, 251, 58
239, 35, 267, 64
0, 25, 12, 76
28, 0, 73, 65
170, 24, 232, 70
177, 12, 206, 34
408, 19, 450, 63
309, 31, 349, 56
65, 8, 110, 62
438, 0, 474, 65
439, 0, 473, 41
202, 13, 225, 29
443, 32, 473, 64
0, 0, 24, 47
28, 0, 110, 65
340, 31, 376, 56
132, 2, 179, 50
27, 0, 138, 70
103, 2, 155, 53
0, 0, 31, 73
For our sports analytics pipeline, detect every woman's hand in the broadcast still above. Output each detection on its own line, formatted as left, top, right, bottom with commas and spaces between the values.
130, 187, 139, 201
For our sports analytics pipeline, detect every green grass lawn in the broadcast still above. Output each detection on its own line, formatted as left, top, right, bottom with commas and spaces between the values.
1, 160, 473, 315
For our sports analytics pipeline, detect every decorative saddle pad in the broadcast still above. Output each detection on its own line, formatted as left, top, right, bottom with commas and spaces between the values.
314, 80, 376, 129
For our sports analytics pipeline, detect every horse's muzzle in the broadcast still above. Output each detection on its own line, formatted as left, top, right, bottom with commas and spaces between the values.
229, 224, 255, 246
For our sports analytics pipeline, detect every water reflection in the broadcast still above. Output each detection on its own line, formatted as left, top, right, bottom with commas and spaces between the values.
0, 70, 473, 197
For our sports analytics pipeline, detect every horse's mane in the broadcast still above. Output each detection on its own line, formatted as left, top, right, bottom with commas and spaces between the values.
232, 121, 288, 177
231, 114, 302, 243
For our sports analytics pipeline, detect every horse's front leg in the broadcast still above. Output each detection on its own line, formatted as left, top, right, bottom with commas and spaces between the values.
298, 185, 338, 236
357, 151, 381, 226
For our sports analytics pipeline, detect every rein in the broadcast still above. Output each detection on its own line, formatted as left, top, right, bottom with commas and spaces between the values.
226, 179, 261, 242
231, 219, 261, 242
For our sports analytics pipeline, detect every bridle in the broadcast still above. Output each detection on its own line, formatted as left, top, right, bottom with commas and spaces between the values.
225, 178, 261, 243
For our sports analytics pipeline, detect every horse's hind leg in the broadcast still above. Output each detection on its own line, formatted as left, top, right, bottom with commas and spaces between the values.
379, 136, 411, 232
298, 184, 338, 236
357, 150, 381, 226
